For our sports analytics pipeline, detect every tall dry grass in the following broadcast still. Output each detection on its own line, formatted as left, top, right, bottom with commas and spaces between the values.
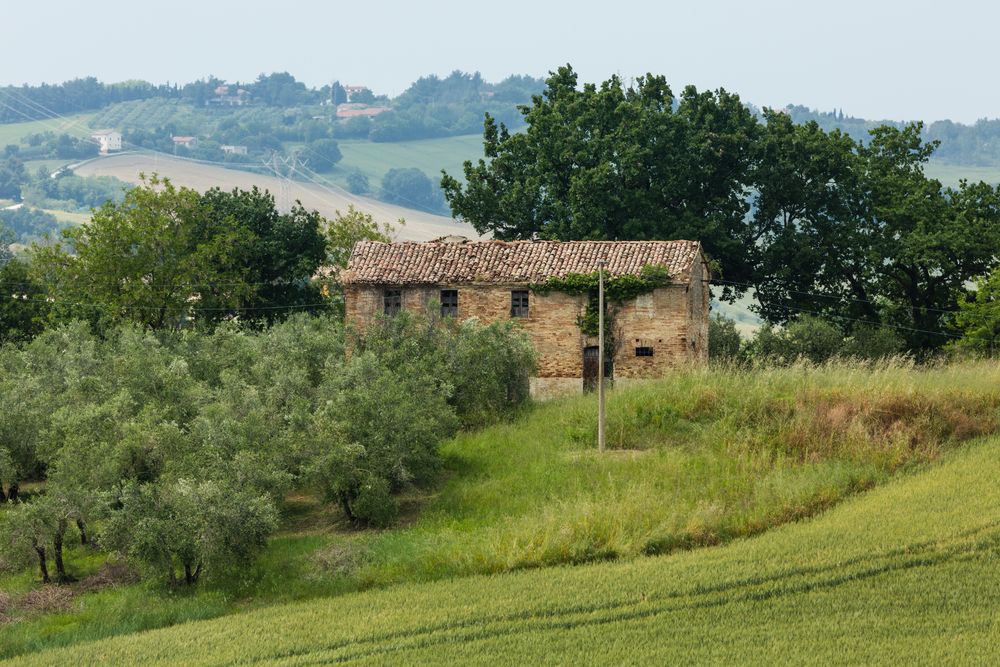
347, 359, 1000, 585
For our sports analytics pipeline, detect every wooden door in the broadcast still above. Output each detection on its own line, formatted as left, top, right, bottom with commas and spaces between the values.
583, 346, 599, 393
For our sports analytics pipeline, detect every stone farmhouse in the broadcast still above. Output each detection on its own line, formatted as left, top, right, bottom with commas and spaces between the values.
341, 237, 710, 399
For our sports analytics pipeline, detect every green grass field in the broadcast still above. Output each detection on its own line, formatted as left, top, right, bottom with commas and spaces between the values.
0, 114, 94, 147
9, 408, 999, 665
2, 362, 999, 661
924, 160, 1000, 186
325, 134, 483, 188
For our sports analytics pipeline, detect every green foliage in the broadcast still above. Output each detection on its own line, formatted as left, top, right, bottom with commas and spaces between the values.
325, 205, 395, 269
28, 177, 329, 329
708, 313, 743, 362
841, 324, 906, 359
531, 265, 673, 337
751, 315, 844, 363
0, 306, 534, 599
380, 167, 446, 214
444, 66, 1000, 353
951, 265, 1000, 353
443, 65, 759, 287
21, 172, 129, 212
303, 138, 342, 172
344, 170, 370, 194
0, 156, 28, 200
104, 478, 279, 586
0, 206, 63, 243
309, 313, 534, 525
753, 116, 1000, 351
29, 175, 249, 329
0, 258, 49, 344
9, 366, 1000, 663
197, 185, 329, 325
312, 349, 456, 525
746, 316, 904, 364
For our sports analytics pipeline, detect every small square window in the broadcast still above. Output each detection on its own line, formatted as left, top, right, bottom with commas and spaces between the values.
635, 346, 654, 357
511, 290, 529, 317
440, 289, 458, 317
383, 289, 401, 316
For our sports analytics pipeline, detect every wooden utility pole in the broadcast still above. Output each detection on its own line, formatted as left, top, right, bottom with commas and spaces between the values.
598, 259, 606, 453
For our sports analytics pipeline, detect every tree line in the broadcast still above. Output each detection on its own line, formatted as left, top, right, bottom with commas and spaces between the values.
443, 65, 1000, 354
0, 312, 533, 585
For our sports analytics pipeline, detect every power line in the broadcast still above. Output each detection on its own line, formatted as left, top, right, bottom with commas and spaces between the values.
764, 301, 963, 339
2, 86, 456, 224
709, 280, 964, 339
0, 291, 330, 313
710, 277, 965, 315
0, 276, 337, 290
0, 89, 96, 139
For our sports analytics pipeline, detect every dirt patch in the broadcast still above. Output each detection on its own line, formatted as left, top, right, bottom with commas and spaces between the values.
788, 390, 997, 461
0, 591, 12, 625
77, 561, 139, 594
565, 449, 654, 461
18, 585, 74, 615
310, 542, 360, 578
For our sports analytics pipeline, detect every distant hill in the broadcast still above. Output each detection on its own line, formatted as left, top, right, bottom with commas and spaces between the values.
73, 152, 476, 241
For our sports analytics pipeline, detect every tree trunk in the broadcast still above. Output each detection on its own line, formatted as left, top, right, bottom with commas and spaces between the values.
7, 482, 18, 502
192, 562, 202, 584
54, 518, 73, 583
33, 540, 50, 584
76, 518, 89, 546
184, 561, 195, 586
0, 485, 6, 502
338, 492, 355, 522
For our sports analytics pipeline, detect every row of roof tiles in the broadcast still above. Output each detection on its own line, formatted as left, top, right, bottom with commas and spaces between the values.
340, 238, 704, 286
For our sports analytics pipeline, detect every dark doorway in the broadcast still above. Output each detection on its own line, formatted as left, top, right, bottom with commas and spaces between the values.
583, 346, 600, 392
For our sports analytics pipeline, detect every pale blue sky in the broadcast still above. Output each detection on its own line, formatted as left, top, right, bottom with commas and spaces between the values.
2, 0, 994, 123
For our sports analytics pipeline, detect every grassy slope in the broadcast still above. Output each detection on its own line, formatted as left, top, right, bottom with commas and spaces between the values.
320, 134, 483, 190
2, 362, 998, 660
924, 160, 1000, 186
0, 114, 94, 146
10, 427, 1000, 665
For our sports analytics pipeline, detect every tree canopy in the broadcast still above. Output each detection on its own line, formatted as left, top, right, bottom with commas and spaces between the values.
29, 176, 329, 329
443, 65, 1000, 351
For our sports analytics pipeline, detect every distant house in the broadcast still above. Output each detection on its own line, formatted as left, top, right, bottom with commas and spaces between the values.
343, 85, 370, 99
172, 136, 198, 150
341, 237, 710, 399
90, 129, 122, 154
208, 87, 250, 107
221, 145, 248, 155
335, 104, 391, 119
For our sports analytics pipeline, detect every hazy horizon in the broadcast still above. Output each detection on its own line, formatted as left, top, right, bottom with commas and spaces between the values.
3, 0, 996, 124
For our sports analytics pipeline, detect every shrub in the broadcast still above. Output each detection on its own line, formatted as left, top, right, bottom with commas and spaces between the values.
841, 324, 905, 360
104, 478, 279, 586
750, 315, 843, 363
708, 313, 743, 363
345, 171, 370, 195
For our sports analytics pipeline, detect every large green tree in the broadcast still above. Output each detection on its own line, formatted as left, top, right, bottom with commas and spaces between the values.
30, 177, 329, 329
441, 65, 760, 284
31, 175, 251, 329
198, 186, 328, 325
751, 120, 1000, 350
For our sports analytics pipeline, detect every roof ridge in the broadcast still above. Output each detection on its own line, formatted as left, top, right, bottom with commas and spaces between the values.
343, 239, 703, 286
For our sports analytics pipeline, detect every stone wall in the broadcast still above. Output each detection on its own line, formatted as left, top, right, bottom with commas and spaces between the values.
344, 260, 710, 399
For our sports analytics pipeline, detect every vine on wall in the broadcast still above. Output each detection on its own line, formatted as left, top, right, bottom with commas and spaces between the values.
529, 265, 673, 337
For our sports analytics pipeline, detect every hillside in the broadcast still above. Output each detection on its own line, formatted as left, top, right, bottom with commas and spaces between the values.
9, 416, 999, 664
73, 152, 476, 241
2, 362, 999, 660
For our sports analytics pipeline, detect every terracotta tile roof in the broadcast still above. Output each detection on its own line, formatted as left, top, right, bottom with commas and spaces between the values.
340, 238, 704, 286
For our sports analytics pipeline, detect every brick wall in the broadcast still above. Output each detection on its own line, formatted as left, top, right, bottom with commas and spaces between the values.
344, 260, 709, 398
